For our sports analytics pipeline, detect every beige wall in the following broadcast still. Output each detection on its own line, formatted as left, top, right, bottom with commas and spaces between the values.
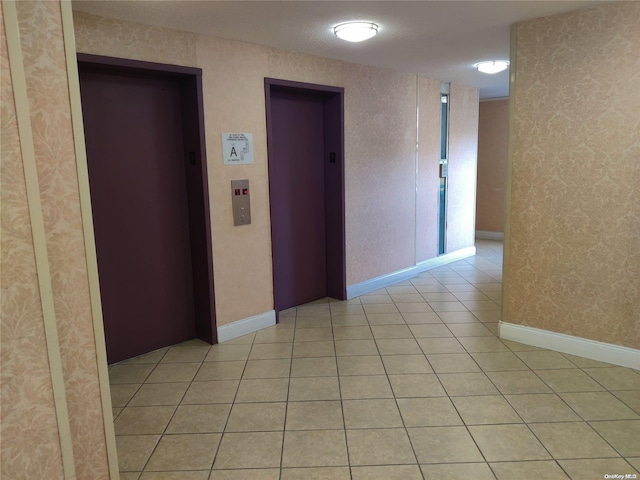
476, 99, 508, 233
2, 1, 112, 478
73, 11, 478, 325
506, 1, 640, 348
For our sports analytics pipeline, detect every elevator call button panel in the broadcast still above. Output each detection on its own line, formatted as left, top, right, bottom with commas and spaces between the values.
231, 179, 251, 226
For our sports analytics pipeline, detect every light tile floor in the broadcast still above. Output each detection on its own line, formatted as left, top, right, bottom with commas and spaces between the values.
110, 240, 640, 480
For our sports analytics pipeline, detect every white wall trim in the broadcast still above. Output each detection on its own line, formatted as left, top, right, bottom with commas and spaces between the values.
347, 247, 476, 299
217, 310, 276, 343
500, 322, 640, 369
476, 230, 504, 240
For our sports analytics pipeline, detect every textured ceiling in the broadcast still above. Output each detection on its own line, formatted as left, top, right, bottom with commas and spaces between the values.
72, 1, 603, 99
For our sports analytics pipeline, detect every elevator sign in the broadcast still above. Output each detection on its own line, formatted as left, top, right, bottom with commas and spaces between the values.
222, 133, 254, 165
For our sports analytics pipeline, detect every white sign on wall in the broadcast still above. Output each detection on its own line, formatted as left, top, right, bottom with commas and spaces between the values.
222, 133, 254, 165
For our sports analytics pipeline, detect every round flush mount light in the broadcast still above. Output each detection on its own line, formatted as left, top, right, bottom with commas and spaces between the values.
475, 60, 510, 74
334, 22, 379, 42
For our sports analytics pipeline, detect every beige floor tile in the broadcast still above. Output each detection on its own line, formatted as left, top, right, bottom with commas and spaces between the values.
220, 332, 256, 344
119, 473, 140, 480
469, 424, 551, 461
225, 402, 286, 432
361, 296, 394, 306
417, 338, 465, 354
535, 369, 605, 392
612, 390, 640, 414
401, 312, 442, 324
438, 372, 499, 396
288, 376, 340, 401
294, 328, 333, 342
391, 293, 426, 303
285, 401, 344, 430
213, 432, 283, 469
560, 392, 639, 420
388, 373, 447, 397
182, 380, 239, 404
559, 458, 639, 480
253, 326, 294, 343
437, 311, 481, 323
209, 470, 280, 480
501, 339, 545, 352
452, 291, 492, 301
628, 457, 640, 471
452, 395, 522, 425
332, 326, 373, 340
113, 407, 123, 420
428, 301, 468, 312
381, 355, 433, 374
473, 311, 502, 323
490, 461, 569, 479
205, 344, 251, 362
447, 323, 494, 337
471, 352, 528, 372
242, 359, 290, 379
249, 343, 293, 360
461, 300, 500, 311
506, 393, 581, 423
397, 397, 462, 427
370, 325, 413, 339
486, 371, 552, 394
457, 336, 510, 352
146, 363, 201, 383
421, 463, 495, 479
194, 361, 245, 381
331, 314, 368, 326
590, 420, 640, 457
562, 353, 617, 368
342, 399, 403, 428
282, 430, 348, 467
387, 285, 419, 294
280, 467, 351, 480
114, 406, 175, 435
529, 422, 618, 459
352, 465, 423, 480
337, 355, 385, 375
292, 341, 335, 357
165, 404, 231, 433
584, 367, 640, 390
427, 353, 481, 373
129, 382, 189, 406
408, 324, 453, 338
235, 378, 289, 403
347, 428, 416, 465
363, 304, 400, 315
116, 434, 160, 471
161, 346, 210, 363
111, 383, 141, 407
516, 351, 577, 370
295, 316, 332, 328
290, 357, 337, 377
146, 433, 221, 471
422, 292, 458, 302
109, 364, 155, 384
365, 313, 405, 325
339, 375, 394, 399
140, 471, 210, 480
408, 426, 483, 463
334, 339, 379, 356
376, 338, 422, 355
396, 303, 434, 314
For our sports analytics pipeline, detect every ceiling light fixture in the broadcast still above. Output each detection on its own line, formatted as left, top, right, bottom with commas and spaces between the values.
334, 22, 378, 43
475, 60, 510, 74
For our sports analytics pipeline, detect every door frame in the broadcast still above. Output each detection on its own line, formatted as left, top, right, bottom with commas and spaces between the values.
264, 78, 347, 315
77, 53, 217, 345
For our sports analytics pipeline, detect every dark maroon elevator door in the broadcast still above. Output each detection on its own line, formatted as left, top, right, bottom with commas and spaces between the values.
80, 68, 196, 363
270, 89, 327, 310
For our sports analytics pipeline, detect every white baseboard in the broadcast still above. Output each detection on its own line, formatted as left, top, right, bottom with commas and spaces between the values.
347, 247, 476, 299
499, 322, 640, 369
217, 310, 276, 343
476, 230, 504, 240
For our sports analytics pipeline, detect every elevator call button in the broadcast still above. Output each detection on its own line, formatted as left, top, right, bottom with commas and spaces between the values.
231, 179, 251, 226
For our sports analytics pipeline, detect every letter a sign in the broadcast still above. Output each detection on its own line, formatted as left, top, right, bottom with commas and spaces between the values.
222, 133, 254, 165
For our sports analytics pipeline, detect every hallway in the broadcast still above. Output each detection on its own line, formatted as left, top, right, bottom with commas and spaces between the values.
109, 240, 640, 479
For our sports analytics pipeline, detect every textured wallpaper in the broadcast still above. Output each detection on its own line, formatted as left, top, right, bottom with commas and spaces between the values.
476, 99, 508, 233
1, 8, 66, 477
15, 1, 109, 477
508, 2, 640, 348
446, 84, 479, 253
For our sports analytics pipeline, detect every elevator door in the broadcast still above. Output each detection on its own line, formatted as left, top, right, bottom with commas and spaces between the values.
269, 89, 327, 311
80, 67, 196, 363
